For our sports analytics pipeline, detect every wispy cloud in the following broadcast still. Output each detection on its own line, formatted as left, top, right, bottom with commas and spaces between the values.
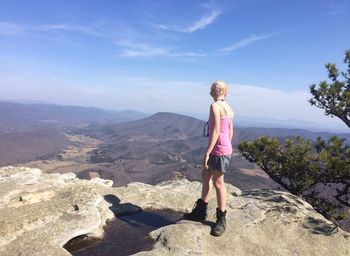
0, 20, 276, 59
0, 20, 205, 58
115, 38, 205, 58
120, 49, 205, 58
154, 2, 221, 33
217, 32, 278, 54
0, 22, 24, 34
0, 21, 103, 37
323, 3, 347, 16
116, 40, 168, 57
38, 24, 93, 33
36, 23, 111, 39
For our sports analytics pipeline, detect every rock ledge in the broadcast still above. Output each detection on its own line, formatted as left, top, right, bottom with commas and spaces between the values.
0, 166, 349, 256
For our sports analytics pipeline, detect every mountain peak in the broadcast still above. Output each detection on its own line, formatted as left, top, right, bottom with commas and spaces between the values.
147, 112, 200, 121
91, 111, 205, 140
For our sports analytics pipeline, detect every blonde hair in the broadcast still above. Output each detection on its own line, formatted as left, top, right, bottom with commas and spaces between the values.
210, 80, 228, 98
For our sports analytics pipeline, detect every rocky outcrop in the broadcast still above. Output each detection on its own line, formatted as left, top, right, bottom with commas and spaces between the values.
0, 166, 349, 256
0, 166, 115, 256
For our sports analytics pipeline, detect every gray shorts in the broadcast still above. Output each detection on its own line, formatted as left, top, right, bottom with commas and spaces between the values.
207, 154, 231, 173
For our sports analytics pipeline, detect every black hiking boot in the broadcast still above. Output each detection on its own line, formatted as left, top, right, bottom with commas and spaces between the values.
183, 198, 208, 222
211, 208, 227, 236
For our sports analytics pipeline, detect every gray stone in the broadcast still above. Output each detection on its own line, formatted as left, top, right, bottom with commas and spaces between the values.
0, 166, 349, 256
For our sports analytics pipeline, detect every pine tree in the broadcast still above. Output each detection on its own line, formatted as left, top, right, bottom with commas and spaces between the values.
309, 50, 350, 127
238, 50, 350, 224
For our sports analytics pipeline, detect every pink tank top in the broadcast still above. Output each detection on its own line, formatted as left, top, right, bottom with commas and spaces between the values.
209, 116, 233, 156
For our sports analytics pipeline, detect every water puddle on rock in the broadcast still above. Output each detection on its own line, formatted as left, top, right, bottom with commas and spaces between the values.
64, 210, 183, 256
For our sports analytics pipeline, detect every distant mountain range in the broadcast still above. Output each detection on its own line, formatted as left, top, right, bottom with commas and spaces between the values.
0, 101, 147, 133
2, 100, 348, 133
0, 101, 145, 166
82, 111, 350, 144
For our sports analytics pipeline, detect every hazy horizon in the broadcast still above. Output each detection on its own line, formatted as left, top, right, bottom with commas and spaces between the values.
1, 98, 348, 133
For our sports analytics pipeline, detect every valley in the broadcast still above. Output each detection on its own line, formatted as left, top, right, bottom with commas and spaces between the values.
15, 112, 284, 190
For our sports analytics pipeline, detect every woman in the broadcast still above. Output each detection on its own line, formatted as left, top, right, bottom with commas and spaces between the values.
183, 80, 234, 237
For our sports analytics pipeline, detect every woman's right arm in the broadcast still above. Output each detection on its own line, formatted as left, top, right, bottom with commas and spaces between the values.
205, 103, 221, 156
202, 103, 221, 169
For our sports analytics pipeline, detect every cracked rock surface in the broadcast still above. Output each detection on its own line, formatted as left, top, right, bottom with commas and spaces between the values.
0, 166, 349, 256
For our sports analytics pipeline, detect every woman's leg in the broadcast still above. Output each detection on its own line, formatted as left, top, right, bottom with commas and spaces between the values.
201, 168, 212, 203
212, 170, 226, 211
183, 169, 211, 221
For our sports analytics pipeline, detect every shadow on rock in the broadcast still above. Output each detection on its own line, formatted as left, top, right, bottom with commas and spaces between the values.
103, 194, 182, 228
177, 217, 216, 228
303, 216, 338, 236
118, 210, 181, 229
103, 194, 142, 217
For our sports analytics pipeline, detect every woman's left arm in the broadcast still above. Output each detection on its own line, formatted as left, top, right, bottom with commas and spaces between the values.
229, 118, 233, 142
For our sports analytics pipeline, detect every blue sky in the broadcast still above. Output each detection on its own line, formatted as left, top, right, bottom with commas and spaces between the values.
0, 0, 349, 131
